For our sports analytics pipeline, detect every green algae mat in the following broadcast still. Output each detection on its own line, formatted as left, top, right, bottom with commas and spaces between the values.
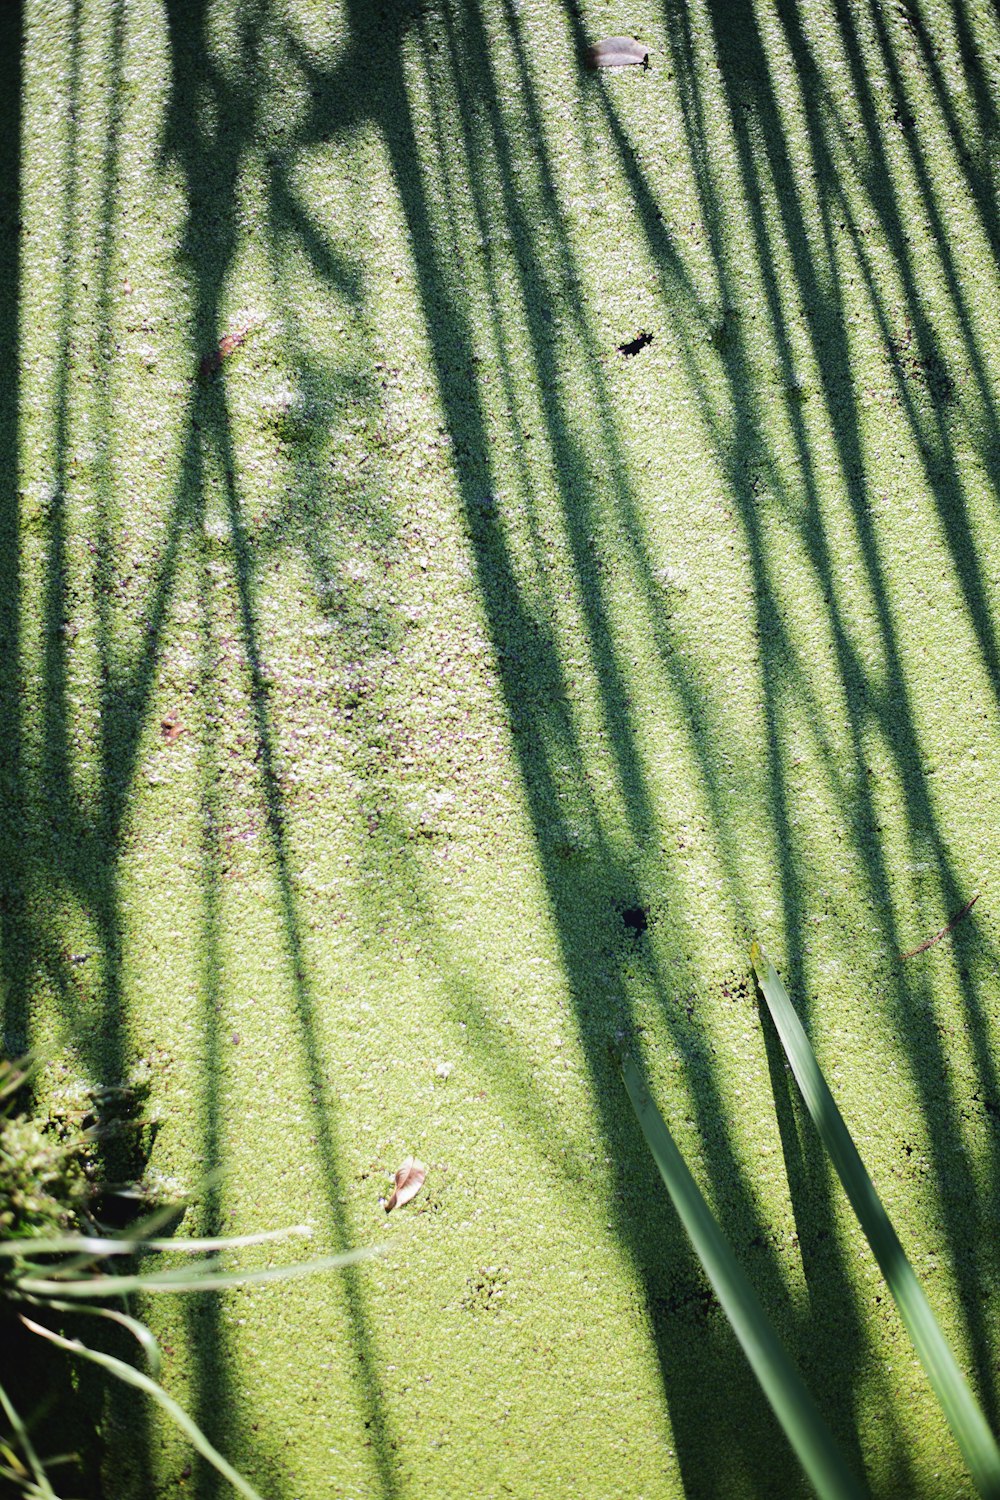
4, 0, 1000, 1494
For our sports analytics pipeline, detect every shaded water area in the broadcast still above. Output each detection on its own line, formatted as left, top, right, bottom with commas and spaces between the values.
4, 0, 1000, 1494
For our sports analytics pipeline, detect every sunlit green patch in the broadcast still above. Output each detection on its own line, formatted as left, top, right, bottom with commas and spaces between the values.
6, 0, 1000, 1493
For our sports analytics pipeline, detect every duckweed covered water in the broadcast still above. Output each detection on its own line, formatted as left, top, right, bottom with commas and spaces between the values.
4, 0, 1000, 1494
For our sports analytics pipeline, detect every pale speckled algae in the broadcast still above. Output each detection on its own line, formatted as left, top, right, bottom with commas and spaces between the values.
4, 0, 1000, 1494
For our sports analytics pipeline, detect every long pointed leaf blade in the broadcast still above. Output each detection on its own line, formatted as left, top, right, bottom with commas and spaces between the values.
751, 942, 1000, 1499
0, 1224, 313, 1260
619, 1052, 863, 1500
31, 1298, 163, 1379
17, 1246, 377, 1299
21, 1318, 263, 1500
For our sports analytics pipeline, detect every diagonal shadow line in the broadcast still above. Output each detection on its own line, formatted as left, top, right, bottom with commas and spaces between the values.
5, 1, 160, 1483
17, 5, 1000, 1494
85, 0, 160, 1477
660, 0, 999, 994
516, 19, 881, 967
715, 0, 1000, 1424
666, 0, 1000, 1434
878, 0, 1000, 259
563, 11, 1000, 1386
775, 0, 1000, 957
858, 0, 999, 413
548, 0, 1000, 1470
0, 0, 27, 1056
156, 3, 403, 1492
818, 0, 1000, 696
162, 2, 1000, 1488
425, 0, 780, 926
179, 483, 293, 1500
698, 0, 966, 957
362, 11, 873, 1493
37, 0, 94, 1080
0, 0, 114, 1487
470, 11, 983, 1488
935, 0, 1000, 246
207, 383, 403, 1499
187, 491, 242, 1500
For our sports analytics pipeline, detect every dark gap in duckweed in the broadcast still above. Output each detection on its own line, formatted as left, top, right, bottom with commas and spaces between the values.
620, 904, 648, 936
618, 330, 653, 356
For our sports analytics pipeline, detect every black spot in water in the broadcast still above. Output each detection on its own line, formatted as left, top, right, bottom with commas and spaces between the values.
621, 905, 648, 936
619, 330, 653, 357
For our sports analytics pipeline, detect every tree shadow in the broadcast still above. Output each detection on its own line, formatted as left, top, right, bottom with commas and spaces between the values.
0, 0, 26, 1063
9, 0, 1000, 1495
671, 0, 1000, 1449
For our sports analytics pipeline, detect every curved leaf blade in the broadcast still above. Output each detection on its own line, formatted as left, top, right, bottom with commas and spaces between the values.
21, 1318, 262, 1500
751, 942, 1000, 1500
619, 1051, 863, 1500
17, 1245, 377, 1299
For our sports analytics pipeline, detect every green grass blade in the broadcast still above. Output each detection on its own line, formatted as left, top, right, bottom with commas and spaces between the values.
21, 1317, 263, 1500
0, 1379, 57, 1500
17, 1246, 377, 1299
751, 942, 1000, 1500
30, 1298, 163, 1379
619, 1051, 864, 1500
0, 1224, 314, 1260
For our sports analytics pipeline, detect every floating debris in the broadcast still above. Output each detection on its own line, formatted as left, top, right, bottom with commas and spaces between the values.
901, 893, 979, 960
199, 321, 255, 380
384, 1156, 427, 1213
586, 37, 649, 69
160, 711, 185, 745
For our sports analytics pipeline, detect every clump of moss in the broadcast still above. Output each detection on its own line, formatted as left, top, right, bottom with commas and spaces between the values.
0, 1111, 91, 1243
0, 1054, 170, 1267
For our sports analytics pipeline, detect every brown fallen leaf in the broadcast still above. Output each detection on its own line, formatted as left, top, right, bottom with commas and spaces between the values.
160, 711, 185, 745
384, 1156, 427, 1213
199, 321, 254, 380
900, 893, 979, 960
586, 36, 649, 69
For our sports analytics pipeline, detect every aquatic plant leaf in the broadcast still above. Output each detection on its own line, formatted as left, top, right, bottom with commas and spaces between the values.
751, 942, 1000, 1500
585, 37, 648, 69
618, 1051, 863, 1500
384, 1157, 426, 1213
27, 1298, 162, 1379
0, 1224, 313, 1260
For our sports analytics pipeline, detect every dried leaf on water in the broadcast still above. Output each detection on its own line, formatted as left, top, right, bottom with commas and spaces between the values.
384, 1157, 427, 1213
585, 37, 649, 69
199, 322, 254, 380
900, 893, 979, 960
160, 712, 185, 745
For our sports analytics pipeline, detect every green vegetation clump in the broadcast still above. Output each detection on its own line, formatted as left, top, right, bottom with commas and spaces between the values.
0, 1054, 366, 1499
0, 1112, 90, 1245
0, 1056, 161, 1257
